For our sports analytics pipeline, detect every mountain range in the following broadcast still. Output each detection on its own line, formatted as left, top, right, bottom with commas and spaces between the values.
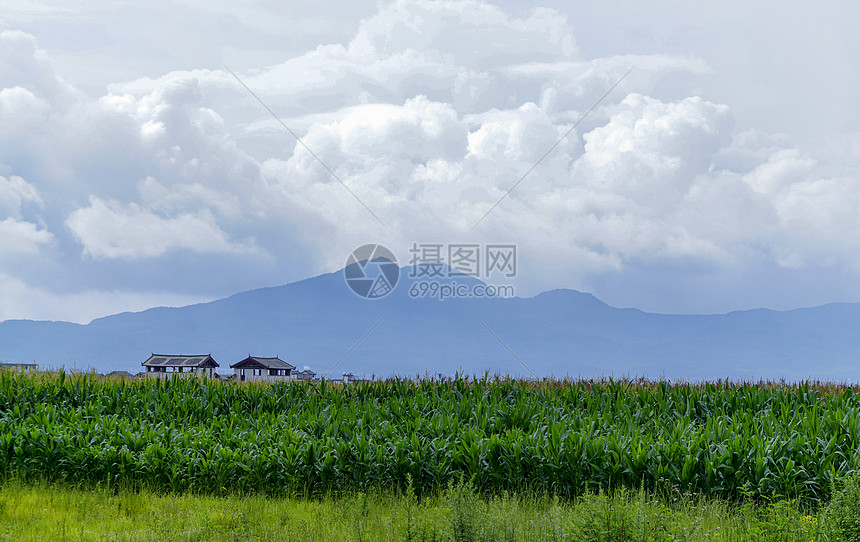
1, 267, 858, 381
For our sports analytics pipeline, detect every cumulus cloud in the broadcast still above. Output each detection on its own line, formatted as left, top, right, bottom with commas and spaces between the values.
0, 0, 859, 320
0, 174, 52, 257
66, 196, 254, 259
0, 30, 75, 106
0, 174, 43, 216
0, 217, 53, 255
244, 0, 580, 113
0, 86, 50, 125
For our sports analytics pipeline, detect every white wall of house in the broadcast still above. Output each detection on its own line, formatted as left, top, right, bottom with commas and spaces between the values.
145, 366, 216, 378
233, 368, 295, 382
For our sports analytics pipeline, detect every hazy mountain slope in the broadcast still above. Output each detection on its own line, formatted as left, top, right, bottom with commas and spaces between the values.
0, 269, 857, 380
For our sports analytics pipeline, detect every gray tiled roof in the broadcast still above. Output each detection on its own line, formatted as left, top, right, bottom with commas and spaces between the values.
230, 356, 296, 370
142, 354, 219, 367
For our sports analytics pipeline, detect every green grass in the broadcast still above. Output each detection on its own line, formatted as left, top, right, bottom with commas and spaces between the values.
0, 482, 824, 542
0, 480, 832, 542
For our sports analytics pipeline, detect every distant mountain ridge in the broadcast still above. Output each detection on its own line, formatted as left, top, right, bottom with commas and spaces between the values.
1, 267, 858, 381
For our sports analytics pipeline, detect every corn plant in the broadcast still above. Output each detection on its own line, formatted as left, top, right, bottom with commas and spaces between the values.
0, 371, 857, 502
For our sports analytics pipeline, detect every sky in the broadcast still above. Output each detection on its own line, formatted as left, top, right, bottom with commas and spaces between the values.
0, 0, 859, 323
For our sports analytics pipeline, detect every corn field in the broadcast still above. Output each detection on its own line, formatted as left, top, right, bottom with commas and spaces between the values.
0, 371, 857, 501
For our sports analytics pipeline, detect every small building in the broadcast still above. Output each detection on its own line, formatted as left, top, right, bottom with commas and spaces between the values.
104, 370, 134, 379
142, 354, 219, 378
0, 362, 38, 371
230, 356, 295, 382
340, 372, 372, 384
294, 369, 317, 382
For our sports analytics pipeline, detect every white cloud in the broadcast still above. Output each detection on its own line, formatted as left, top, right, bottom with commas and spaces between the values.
0, 86, 50, 124
0, 30, 69, 101
0, 1, 857, 318
0, 272, 209, 324
0, 217, 53, 255
0, 174, 43, 216
0, 175, 52, 257
137, 176, 242, 218
577, 94, 732, 210
66, 196, 253, 259
350, 1, 578, 62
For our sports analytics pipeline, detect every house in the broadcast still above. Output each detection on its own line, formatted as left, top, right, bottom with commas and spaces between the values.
342, 372, 359, 384
0, 362, 38, 371
104, 370, 134, 379
142, 354, 219, 377
294, 369, 317, 382
230, 356, 296, 382
341, 372, 372, 384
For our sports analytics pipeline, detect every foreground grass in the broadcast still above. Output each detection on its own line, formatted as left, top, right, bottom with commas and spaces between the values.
0, 481, 830, 542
